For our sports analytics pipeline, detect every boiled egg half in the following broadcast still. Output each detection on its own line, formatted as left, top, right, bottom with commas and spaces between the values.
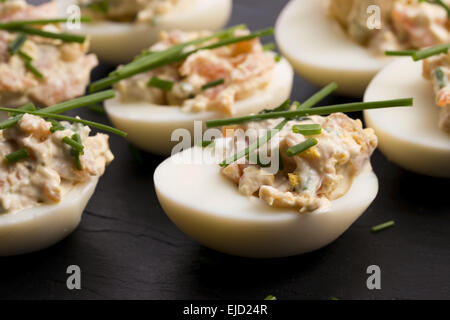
154, 140, 379, 258
364, 58, 450, 178
105, 55, 294, 155
0, 178, 98, 256
69, 0, 233, 64
275, 0, 392, 97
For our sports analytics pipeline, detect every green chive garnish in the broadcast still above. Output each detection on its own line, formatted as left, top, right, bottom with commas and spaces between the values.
49, 119, 65, 133
7, 102, 35, 117
0, 107, 127, 137
297, 82, 338, 110
43, 90, 115, 114
17, 49, 32, 62
434, 67, 448, 89
412, 43, 450, 61
62, 136, 84, 154
89, 26, 273, 92
259, 99, 291, 114
72, 133, 83, 170
148, 77, 174, 91
0, 90, 122, 137
286, 138, 318, 157
206, 98, 413, 128
8, 33, 27, 55
202, 78, 225, 91
25, 61, 43, 79
264, 295, 277, 300
219, 83, 338, 167
0, 90, 115, 130
292, 124, 322, 136
220, 119, 288, 167
371, 221, 395, 233
384, 50, 416, 56
5, 148, 29, 163
199, 140, 215, 148
0, 103, 36, 130
0, 17, 91, 29
13, 26, 86, 43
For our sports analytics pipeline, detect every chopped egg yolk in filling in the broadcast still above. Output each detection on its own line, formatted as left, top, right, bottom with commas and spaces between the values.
221, 113, 378, 213
114, 28, 276, 116
0, 114, 114, 214
329, 0, 450, 54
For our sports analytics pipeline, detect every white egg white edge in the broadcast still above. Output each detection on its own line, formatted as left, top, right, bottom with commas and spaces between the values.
364, 58, 450, 178
71, 0, 233, 64
105, 55, 294, 155
0, 178, 98, 256
275, 0, 392, 97
154, 142, 379, 258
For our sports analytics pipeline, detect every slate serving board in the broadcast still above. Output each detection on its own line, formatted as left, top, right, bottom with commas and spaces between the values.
0, 0, 448, 300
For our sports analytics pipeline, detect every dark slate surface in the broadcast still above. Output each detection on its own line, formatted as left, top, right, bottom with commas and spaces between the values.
0, 0, 448, 300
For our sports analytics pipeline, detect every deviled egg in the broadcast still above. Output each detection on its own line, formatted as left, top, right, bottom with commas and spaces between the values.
364, 56, 450, 177
275, 0, 450, 96
154, 93, 413, 258
99, 27, 294, 155
67, 0, 232, 64
0, 91, 121, 256
0, 0, 98, 110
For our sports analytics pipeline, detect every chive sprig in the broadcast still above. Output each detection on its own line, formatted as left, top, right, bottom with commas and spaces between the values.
0, 17, 92, 43
217, 82, 413, 167
286, 138, 318, 157
5, 148, 29, 163
219, 82, 339, 167
385, 43, 450, 61
206, 98, 413, 128
89, 25, 273, 92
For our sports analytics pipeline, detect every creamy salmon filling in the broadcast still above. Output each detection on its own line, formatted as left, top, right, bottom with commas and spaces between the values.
329, 0, 450, 54
0, 114, 114, 213
78, 0, 181, 23
0, 0, 98, 106
115, 29, 276, 115
423, 53, 450, 133
221, 113, 378, 213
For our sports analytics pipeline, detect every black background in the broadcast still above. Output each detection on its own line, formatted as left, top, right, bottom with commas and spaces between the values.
0, 0, 448, 300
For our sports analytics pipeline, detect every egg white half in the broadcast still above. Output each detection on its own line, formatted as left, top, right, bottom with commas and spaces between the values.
154, 143, 379, 258
0, 178, 98, 256
275, 0, 392, 97
105, 56, 294, 155
364, 58, 450, 178
74, 0, 232, 64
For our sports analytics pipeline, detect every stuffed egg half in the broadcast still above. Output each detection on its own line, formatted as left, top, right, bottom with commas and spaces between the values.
0, 0, 98, 120
155, 112, 379, 258
275, 0, 450, 97
364, 57, 450, 178
0, 114, 113, 256
104, 29, 294, 155
65, 0, 233, 64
